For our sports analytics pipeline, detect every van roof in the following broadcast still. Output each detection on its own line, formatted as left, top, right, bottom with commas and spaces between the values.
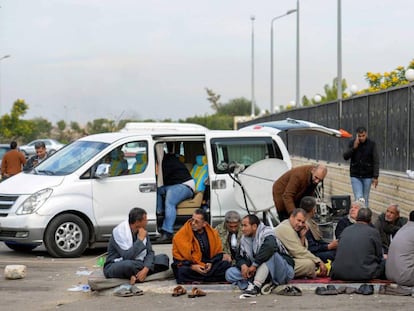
120, 122, 208, 133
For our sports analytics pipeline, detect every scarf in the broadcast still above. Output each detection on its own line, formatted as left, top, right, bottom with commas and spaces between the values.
112, 220, 147, 261
239, 222, 275, 259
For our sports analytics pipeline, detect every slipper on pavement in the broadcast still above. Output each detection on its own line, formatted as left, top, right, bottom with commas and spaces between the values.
113, 288, 134, 297
130, 284, 144, 296
172, 285, 187, 297
188, 287, 206, 298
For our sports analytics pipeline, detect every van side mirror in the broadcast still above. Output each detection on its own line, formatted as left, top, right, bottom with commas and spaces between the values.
96, 163, 110, 178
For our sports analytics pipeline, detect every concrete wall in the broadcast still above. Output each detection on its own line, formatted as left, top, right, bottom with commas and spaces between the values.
292, 157, 414, 218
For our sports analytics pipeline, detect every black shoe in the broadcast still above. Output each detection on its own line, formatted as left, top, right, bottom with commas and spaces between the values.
157, 232, 173, 243
356, 284, 374, 295
243, 284, 261, 297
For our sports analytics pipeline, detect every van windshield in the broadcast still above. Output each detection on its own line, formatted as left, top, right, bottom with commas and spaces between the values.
30, 140, 109, 176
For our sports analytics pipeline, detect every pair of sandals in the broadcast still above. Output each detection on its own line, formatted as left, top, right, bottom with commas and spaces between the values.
274, 285, 302, 296
172, 285, 207, 298
114, 284, 144, 297
378, 284, 412, 296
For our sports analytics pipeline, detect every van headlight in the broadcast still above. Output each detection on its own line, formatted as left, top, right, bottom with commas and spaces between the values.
16, 188, 53, 215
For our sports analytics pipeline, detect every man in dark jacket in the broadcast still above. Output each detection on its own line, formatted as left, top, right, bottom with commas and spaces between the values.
272, 164, 327, 221
343, 126, 379, 208
374, 204, 407, 254
331, 208, 385, 281
156, 142, 194, 242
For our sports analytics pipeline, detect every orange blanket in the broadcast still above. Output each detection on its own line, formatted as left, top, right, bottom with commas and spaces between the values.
172, 220, 223, 267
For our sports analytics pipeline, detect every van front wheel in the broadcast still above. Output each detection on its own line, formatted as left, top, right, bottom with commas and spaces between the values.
44, 214, 89, 258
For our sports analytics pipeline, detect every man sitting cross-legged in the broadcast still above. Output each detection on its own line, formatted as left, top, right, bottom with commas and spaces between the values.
172, 208, 231, 284
225, 214, 294, 296
104, 207, 169, 285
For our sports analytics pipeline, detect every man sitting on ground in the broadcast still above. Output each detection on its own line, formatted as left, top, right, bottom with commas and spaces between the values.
386, 210, 414, 286
335, 199, 365, 239
225, 214, 294, 296
300, 196, 337, 262
172, 208, 231, 284
214, 210, 243, 264
275, 208, 327, 279
104, 207, 169, 284
331, 208, 385, 281
374, 203, 407, 254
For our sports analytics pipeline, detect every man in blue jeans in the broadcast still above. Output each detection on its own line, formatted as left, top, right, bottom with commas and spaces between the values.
156, 142, 194, 242
343, 126, 379, 207
225, 214, 294, 297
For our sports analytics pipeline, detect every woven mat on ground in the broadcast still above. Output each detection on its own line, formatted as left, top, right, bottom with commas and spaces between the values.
88, 269, 175, 291
289, 277, 393, 284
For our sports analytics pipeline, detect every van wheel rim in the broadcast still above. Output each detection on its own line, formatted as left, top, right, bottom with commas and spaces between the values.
54, 221, 83, 252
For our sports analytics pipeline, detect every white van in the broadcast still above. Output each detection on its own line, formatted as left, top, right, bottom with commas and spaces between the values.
0, 120, 345, 257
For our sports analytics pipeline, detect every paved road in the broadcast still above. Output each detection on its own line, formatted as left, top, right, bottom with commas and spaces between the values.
0, 242, 412, 311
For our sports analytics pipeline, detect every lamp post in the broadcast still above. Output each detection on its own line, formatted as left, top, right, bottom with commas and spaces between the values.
270, 9, 297, 113
0, 54, 11, 115
337, 0, 343, 126
295, 0, 300, 107
250, 15, 255, 117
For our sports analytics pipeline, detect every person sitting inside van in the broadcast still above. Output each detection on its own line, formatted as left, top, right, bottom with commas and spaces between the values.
156, 142, 194, 242
130, 153, 148, 174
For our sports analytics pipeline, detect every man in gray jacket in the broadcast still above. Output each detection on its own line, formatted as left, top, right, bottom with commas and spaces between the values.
104, 207, 169, 285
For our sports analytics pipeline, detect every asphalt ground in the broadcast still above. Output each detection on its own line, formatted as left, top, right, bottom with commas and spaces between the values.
0, 242, 412, 311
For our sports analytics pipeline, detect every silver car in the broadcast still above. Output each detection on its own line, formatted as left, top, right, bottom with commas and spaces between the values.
19, 139, 64, 157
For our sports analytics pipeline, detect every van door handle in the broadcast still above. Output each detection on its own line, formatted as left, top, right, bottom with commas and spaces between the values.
139, 183, 157, 193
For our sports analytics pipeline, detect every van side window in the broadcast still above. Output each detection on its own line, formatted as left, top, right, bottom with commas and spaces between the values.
210, 137, 277, 174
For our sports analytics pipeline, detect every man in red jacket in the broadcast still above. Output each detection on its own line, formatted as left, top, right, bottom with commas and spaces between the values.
1, 141, 26, 180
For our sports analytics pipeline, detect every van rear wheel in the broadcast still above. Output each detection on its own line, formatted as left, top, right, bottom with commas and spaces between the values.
44, 214, 89, 258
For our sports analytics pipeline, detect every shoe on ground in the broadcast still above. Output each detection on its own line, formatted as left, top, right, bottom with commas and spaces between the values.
379, 284, 412, 296
356, 284, 374, 295
243, 282, 260, 297
315, 285, 338, 295
157, 232, 173, 243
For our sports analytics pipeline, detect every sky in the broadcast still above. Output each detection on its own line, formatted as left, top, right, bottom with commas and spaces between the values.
0, 0, 413, 125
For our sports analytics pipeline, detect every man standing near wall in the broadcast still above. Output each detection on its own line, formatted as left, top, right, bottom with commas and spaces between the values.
343, 126, 379, 207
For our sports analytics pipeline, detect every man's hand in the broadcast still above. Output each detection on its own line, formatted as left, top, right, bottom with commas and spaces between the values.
204, 263, 212, 273
247, 265, 257, 278
327, 239, 338, 250
222, 254, 232, 262
317, 261, 328, 277
191, 264, 207, 274
137, 228, 147, 241
136, 266, 149, 282
241, 264, 249, 279
372, 178, 378, 188
353, 137, 360, 149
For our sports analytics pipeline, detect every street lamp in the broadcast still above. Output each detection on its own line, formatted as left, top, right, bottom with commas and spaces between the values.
337, 0, 343, 127
295, 0, 300, 107
405, 69, 414, 82
0, 54, 11, 115
250, 15, 255, 117
270, 9, 297, 113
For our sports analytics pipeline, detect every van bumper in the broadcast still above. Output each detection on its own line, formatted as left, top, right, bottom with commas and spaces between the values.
0, 214, 47, 244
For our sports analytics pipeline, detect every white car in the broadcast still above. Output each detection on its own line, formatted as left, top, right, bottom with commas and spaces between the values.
19, 139, 65, 157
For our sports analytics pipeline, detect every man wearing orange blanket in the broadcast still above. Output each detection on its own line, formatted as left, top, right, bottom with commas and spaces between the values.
172, 208, 232, 283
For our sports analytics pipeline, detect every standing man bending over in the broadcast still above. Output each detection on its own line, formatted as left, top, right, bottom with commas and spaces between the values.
272, 164, 327, 222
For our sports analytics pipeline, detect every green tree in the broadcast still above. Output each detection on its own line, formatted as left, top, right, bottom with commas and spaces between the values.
0, 99, 32, 141
205, 88, 221, 112
86, 118, 116, 134
24, 117, 53, 142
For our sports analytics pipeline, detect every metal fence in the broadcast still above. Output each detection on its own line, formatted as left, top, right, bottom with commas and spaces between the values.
238, 84, 414, 173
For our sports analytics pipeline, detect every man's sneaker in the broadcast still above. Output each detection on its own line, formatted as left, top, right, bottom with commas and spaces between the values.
243, 283, 261, 297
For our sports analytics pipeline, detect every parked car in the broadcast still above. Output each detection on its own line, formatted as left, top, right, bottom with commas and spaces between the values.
0, 143, 11, 165
0, 120, 347, 258
19, 139, 65, 157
